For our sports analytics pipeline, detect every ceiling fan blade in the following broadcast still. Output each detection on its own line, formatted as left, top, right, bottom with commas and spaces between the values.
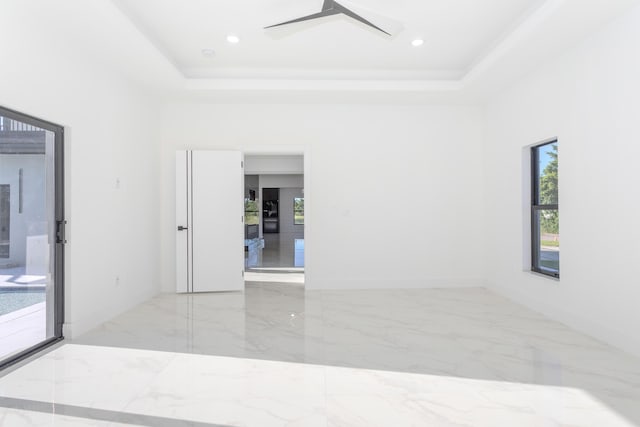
264, 9, 340, 29
334, 2, 391, 36
264, 0, 393, 36
322, 0, 337, 12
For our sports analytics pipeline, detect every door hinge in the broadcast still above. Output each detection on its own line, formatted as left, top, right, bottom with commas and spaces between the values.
241, 161, 244, 168
56, 220, 67, 244
241, 216, 244, 223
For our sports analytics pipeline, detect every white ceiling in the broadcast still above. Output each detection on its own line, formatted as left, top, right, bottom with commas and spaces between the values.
7, 0, 638, 102
113, 0, 546, 80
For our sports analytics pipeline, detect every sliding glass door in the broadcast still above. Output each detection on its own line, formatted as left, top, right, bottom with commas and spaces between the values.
0, 106, 64, 369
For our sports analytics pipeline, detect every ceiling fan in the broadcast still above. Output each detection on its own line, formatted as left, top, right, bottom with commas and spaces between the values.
265, 0, 393, 36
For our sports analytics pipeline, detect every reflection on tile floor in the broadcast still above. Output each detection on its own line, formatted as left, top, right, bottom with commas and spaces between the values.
244, 270, 304, 284
245, 232, 304, 269
2, 284, 640, 426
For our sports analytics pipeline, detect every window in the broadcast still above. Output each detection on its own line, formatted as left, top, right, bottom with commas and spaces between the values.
244, 198, 259, 225
531, 140, 559, 277
294, 197, 304, 225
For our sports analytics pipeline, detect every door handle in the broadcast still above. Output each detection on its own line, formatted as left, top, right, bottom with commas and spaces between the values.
177, 226, 188, 231
56, 220, 68, 244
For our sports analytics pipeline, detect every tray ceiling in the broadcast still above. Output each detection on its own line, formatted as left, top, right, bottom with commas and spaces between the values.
113, 0, 546, 80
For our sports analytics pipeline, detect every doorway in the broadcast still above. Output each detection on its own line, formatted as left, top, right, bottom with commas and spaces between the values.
0, 106, 64, 370
243, 154, 305, 285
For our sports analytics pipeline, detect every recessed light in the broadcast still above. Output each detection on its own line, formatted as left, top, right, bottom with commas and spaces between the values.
201, 48, 216, 58
412, 39, 424, 47
226, 34, 240, 44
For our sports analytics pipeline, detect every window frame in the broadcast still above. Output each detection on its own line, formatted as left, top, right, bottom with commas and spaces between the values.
0, 105, 65, 370
531, 139, 559, 278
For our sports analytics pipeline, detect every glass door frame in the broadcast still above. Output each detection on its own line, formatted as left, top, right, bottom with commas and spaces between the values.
0, 106, 65, 370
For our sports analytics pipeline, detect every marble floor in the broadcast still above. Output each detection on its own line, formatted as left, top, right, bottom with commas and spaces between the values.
2, 284, 640, 426
246, 232, 304, 269
245, 231, 305, 284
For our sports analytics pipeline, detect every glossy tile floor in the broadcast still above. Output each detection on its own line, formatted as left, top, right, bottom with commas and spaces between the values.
245, 230, 305, 284
246, 232, 304, 269
2, 283, 640, 426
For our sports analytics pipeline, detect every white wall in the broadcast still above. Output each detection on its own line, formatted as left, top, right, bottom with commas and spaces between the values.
160, 103, 485, 291
1, 1, 164, 338
259, 175, 304, 189
245, 155, 303, 175
484, 4, 640, 357
0, 155, 45, 267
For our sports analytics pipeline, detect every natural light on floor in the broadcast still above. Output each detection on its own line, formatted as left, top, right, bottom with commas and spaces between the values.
244, 269, 304, 284
0, 344, 636, 427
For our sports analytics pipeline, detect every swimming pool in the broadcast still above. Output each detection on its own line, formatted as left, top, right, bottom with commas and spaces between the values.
0, 290, 45, 316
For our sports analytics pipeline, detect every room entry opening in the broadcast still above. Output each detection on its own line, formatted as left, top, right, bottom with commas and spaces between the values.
0, 106, 65, 370
175, 151, 306, 292
243, 154, 305, 284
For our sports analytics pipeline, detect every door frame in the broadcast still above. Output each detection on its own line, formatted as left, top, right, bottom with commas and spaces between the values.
242, 146, 311, 287
0, 106, 65, 371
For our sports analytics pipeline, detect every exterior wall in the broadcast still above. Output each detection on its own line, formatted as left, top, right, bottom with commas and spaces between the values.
0, 155, 45, 268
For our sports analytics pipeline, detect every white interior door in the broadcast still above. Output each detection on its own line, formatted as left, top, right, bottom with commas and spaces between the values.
176, 150, 244, 293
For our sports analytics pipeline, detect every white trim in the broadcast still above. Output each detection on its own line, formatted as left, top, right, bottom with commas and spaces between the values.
521, 145, 532, 271
307, 278, 486, 291
185, 78, 463, 93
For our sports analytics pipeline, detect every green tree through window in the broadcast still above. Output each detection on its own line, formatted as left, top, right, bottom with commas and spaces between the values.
294, 198, 304, 225
245, 199, 259, 225
539, 144, 558, 235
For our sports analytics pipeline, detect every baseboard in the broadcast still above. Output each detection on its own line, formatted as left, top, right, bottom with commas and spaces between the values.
305, 277, 486, 290
62, 322, 73, 338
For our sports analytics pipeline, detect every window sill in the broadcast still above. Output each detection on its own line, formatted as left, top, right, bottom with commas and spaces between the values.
526, 269, 560, 282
